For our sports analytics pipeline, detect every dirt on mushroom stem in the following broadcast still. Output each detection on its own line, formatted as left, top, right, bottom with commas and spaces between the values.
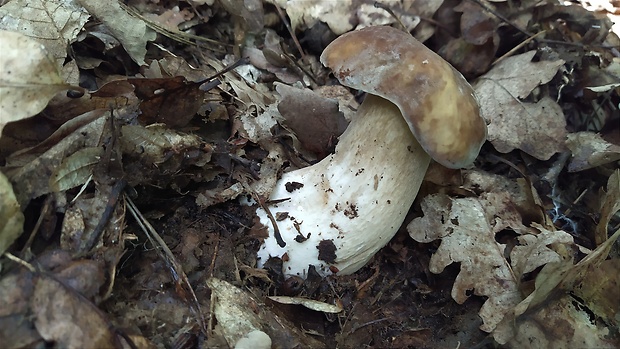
255, 94, 431, 277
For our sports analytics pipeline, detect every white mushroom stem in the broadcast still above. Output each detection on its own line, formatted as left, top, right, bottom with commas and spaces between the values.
256, 94, 431, 277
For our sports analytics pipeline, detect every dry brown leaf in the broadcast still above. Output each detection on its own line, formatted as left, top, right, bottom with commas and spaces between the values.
455, 0, 499, 45
355, 2, 420, 31
474, 51, 567, 160
60, 183, 126, 254
566, 132, 620, 172
0, 171, 24, 255
277, 0, 427, 35
128, 77, 208, 127
4, 109, 108, 167
595, 170, 620, 245
144, 7, 194, 33
120, 125, 173, 164
0, 30, 71, 135
276, 84, 348, 157
218, 0, 264, 33
32, 275, 120, 348
0, 0, 89, 72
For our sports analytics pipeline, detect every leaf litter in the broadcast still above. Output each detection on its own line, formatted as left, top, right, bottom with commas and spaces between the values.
0, 0, 619, 348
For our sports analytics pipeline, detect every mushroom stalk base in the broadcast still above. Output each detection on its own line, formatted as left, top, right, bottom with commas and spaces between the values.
256, 95, 431, 277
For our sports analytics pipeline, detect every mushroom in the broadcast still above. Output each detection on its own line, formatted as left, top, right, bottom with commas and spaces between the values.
254, 26, 487, 277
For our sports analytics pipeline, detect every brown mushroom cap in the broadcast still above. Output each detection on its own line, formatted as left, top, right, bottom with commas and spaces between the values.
320, 26, 487, 168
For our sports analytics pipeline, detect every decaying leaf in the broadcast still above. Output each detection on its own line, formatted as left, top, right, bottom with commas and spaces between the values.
572, 258, 620, 328
566, 132, 620, 172
76, 0, 156, 66
0, 30, 70, 135
120, 125, 173, 164
120, 124, 209, 166
32, 275, 120, 347
218, 0, 264, 33
49, 147, 104, 193
9, 115, 107, 207
0, 0, 89, 72
595, 169, 620, 245
128, 76, 208, 127
474, 51, 566, 160
0, 171, 24, 255
507, 293, 617, 349
495, 227, 620, 346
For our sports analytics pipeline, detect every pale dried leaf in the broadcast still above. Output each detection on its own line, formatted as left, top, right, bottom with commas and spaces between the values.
508, 295, 617, 349
355, 3, 420, 31
408, 0, 445, 42
120, 124, 209, 166
510, 229, 574, 277
407, 193, 523, 333
278, 0, 354, 35
596, 170, 620, 245
0, 30, 69, 135
268, 296, 343, 313
207, 277, 275, 347
494, 227, 620, 345
476, 51, 564, 98
0, 171, 24, 255
196, 182, 245, 208
120, 125, 173, 164
497, 228, 620, 341
566, 132, 620, 172
572, 258, 620, 327
77, 0, 156, 66
206, 277, 324, 348
0, 0, 89, 70
49, 147, 103, 192
463, 169, 538, 232
474, 51, 567, 160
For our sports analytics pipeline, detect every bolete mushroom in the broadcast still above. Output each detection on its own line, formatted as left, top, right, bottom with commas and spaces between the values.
254, 26, 487, 277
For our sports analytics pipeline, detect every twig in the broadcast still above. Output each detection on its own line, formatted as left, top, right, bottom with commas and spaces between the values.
493, 30, 547, 65
3, 252, 36, 272
126, 196, 208, 335
274, 4, 305, 61
373, 2, 407, 33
